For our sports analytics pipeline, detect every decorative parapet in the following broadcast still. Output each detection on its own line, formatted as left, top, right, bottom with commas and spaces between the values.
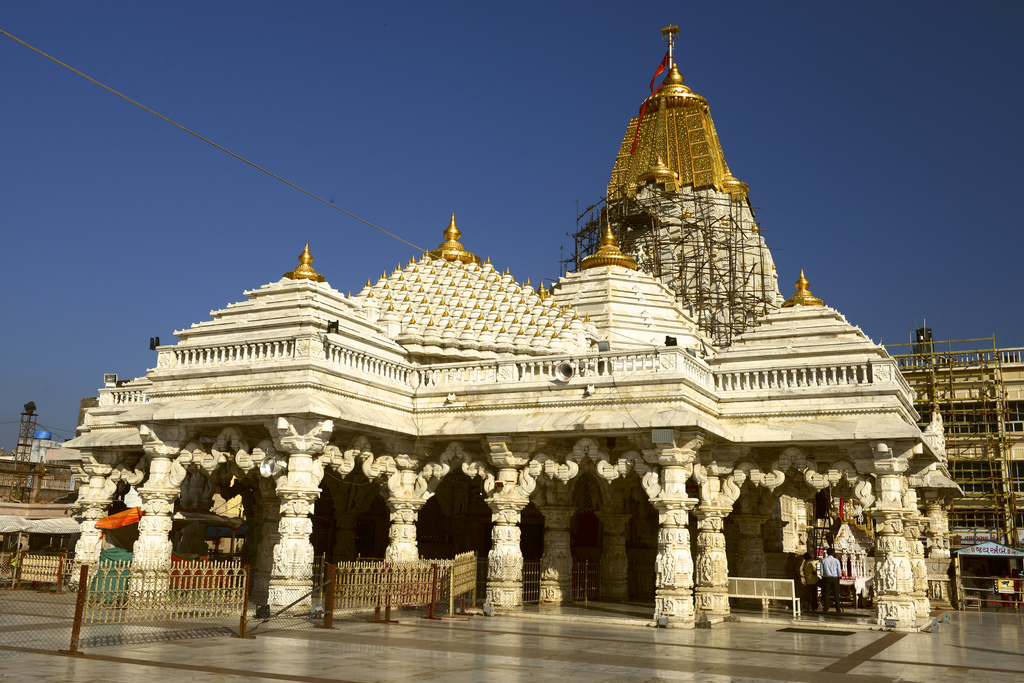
714, 362, 873, 392
98, 379, 153, 407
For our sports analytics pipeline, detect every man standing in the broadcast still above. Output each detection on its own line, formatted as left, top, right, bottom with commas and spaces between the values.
820, 547, 843, 613
800, 552, 819, 611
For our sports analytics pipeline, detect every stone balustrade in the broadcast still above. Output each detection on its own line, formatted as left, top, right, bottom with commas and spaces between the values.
172, 339, 295, 367
323, 341, 412, 385
714, 363, 872, 393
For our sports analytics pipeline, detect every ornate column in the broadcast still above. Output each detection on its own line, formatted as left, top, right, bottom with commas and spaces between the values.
268, 417, 332, 609
538, 504, 575, 605
484, 436, 537, 609
598, 511, 631, 601
251, 477, 280, 606
903, 489, 931, 618
693, 505, 730, 616
71, 452, 144, 574
871, 446, 917, 629
384, 479, 426, 562
732, 513, 768, 578
645, 430, 703, 628
922, 493, 951, 559
133, 426, 187, 587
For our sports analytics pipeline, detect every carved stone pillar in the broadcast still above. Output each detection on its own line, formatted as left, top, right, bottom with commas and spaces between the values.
251, 478, 280, 606
384, 492, 425, 562
132, 426, 186, 591
693, 505, 730, 616
733, 513, 768, 578
483, 436, 537, 609
645, 430, 703, 628
871, 450, 916, 629
268, 418, 332, 609
923, 496, 951, 559
538, 505, 574, 605
486, 496, 529, 608
70, 452, 123, 572
904, 489, 931, 618
598, 512, 631, 601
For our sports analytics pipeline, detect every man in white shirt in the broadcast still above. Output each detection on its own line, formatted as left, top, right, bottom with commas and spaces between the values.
820, 548, 843, 613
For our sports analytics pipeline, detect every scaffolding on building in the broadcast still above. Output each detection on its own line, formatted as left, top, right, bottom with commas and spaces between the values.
563, 185, 777, 347
887, 334, 1023, 548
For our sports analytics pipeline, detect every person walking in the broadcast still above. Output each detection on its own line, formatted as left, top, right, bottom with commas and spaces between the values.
820, 547, 843, 613
800, 552, 820, 611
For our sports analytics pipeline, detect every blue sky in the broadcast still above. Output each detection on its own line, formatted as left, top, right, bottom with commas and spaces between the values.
2, 2, 1023, 449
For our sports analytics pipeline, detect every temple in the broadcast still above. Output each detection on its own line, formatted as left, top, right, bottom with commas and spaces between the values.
64, 28, 957, 630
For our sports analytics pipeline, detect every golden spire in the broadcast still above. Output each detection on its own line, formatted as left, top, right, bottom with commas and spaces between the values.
428, 213, 481, 265
283, 243, 325, 282
580, 225, 637, 270
781, 269, 825, 308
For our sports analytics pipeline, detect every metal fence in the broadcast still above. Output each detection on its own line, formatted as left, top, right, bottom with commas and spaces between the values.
1, 551, 75, 590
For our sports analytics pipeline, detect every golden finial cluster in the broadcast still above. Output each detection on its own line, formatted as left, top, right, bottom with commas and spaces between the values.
580, 225, 637, 270
283, 243, 326, 283
781, 269, 824, 307
429, 214, 480, 265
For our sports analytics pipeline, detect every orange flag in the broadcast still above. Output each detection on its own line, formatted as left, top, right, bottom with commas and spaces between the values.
95, 506, 144, 529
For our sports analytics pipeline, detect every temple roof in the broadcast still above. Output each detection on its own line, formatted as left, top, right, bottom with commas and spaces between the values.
607, 62, 745, 202
352, 218, 595, 361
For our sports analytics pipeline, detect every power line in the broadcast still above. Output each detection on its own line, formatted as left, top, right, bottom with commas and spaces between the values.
0, 28, 427, 254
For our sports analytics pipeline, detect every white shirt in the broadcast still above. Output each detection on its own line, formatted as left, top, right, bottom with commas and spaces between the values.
820, 554, 842, 578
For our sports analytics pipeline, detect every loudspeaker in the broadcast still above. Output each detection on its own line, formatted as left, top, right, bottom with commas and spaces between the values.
555, 362, 575, 382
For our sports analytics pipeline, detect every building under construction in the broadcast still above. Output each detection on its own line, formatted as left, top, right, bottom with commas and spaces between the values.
887, 333, 1024, 548
563, 27, 779, 347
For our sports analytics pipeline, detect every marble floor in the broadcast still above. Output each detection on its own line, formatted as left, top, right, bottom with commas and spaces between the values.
1, 606, 1022, 682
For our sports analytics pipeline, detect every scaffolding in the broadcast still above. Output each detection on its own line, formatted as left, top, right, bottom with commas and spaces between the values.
563, 185, 778, 347
887, 334, 1023, 547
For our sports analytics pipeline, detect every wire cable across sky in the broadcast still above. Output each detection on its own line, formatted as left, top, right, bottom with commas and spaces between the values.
0, 28, 428, 253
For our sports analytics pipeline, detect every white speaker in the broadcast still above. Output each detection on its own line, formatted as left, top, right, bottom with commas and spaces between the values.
555, 362, 575, 382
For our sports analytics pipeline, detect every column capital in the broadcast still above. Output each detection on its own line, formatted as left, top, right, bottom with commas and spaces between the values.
271, 417, 333, 455
642, 430, 704, 467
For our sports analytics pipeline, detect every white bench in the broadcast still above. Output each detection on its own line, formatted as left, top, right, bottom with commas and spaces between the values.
727, 576, 801, 617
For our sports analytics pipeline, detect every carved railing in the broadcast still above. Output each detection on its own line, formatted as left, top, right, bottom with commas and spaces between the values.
417, 348, 712, 389
892, 347, 1024, 369
173, 339, 295, 368
323, 341, 412, 385
714, 363, 872, 392
98, 379, 152, 407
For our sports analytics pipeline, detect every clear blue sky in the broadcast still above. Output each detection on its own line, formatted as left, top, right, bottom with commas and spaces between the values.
2, 1, 1022, 449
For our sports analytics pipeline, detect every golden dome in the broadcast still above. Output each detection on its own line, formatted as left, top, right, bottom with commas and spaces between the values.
781, 269, 825, 308
283, 243, 325, 283
428, 214, 481, 265
637, 156, 677, 185
608, 33, 745, 202
580, 225, 638, 271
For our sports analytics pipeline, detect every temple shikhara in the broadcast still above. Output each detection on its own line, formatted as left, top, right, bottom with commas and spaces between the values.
65, 27, 958, 630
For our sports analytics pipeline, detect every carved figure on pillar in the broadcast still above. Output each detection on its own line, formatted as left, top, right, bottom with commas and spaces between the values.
598, 510, 631, 601
903, 489, 931, 618
537, 478, 575, 606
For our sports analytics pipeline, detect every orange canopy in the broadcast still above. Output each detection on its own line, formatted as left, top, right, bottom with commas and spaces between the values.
94, 507, 144, 529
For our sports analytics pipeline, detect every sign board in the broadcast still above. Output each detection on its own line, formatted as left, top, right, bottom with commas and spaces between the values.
997, 579, 1015, 594
957, 541, 1024, 557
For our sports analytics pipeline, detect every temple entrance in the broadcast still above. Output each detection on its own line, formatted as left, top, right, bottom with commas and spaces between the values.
415, 470, 492, 560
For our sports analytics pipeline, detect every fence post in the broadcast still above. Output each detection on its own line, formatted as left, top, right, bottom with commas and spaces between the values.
15, 550, 25, 589
424, 563, 438, 620
55, 553, 66, 593
316, 564, 337, 630
234, 565, 255, 639
59, 564, 89, 656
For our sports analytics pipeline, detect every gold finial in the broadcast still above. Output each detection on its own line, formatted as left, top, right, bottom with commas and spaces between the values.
638, 156, 676, 185
283, 243, 326, 282
781, 269, 825, 308
428, 213, 481, 265
580, 225, 637, 270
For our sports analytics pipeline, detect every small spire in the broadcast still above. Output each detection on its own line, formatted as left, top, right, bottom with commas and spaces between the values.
283, 243, 326, 282
580, 225, 637, 270
429, 213, 480, 265
781, 269, 825, 308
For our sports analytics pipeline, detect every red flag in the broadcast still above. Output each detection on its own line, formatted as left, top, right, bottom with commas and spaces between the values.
649, 52, 670, 92
631, 51, 670, 155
